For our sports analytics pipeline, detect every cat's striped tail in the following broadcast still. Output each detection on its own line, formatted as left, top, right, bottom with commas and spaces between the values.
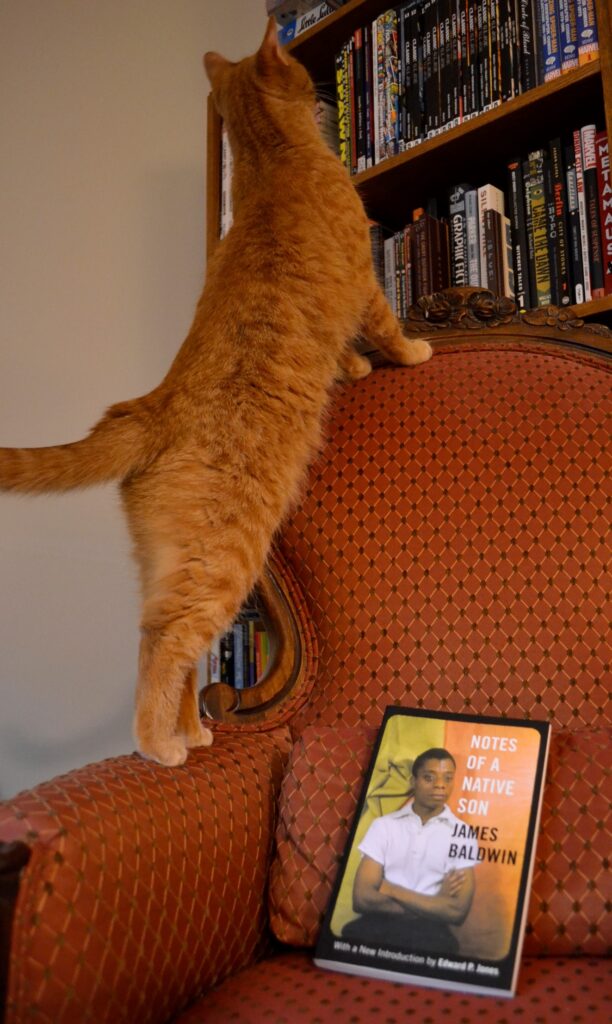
0, 401, 155, 493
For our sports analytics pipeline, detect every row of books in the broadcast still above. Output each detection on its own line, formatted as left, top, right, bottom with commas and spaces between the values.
335, 1, 600, 175
208, 611, 271, 689
372, 125, 611, 314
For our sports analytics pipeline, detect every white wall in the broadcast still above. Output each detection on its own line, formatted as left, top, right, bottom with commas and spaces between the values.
0, 1, 265, 798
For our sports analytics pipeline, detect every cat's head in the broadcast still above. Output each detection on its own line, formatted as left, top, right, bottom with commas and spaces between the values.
203, 16, 315, 123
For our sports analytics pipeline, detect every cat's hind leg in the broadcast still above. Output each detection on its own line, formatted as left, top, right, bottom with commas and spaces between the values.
360, 282, 433, 366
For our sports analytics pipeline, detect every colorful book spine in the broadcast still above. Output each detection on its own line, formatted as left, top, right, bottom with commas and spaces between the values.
448, 182, 473, 287
581, 124, 606, 298
537, 0, 562, 81
557, 0, 579, 72
573, 128, 593, 301
527, 149, 552, 305
548, 138, 572, 305
466, 188, 481, 285
564, 141, 586, 304
595, 131, 612, 295
576, 0, 599, 64
335, 48, 349, 169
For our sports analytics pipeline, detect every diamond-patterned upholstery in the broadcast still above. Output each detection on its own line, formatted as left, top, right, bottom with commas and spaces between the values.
1, 327, 610, 1023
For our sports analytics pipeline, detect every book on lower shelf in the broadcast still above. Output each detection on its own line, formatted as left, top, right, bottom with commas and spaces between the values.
315, 707, 551, 998
207, 606, 270, 689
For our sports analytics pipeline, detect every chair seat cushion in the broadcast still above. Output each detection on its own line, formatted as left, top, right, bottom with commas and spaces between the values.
173, 951, 609, 1023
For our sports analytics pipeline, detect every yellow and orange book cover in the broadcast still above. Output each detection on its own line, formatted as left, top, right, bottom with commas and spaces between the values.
315, 707, 551, 997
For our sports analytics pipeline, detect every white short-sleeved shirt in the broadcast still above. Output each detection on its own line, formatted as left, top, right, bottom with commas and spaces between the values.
358, 801, 479, 896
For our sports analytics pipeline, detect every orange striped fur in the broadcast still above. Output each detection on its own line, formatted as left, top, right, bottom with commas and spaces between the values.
0, 18, 431, 765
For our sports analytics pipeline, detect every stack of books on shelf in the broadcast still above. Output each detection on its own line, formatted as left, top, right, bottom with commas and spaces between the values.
370, 123, 611, 312
335, 1, 600, 175
268, 0, 348, 45
208, 609, 271, 689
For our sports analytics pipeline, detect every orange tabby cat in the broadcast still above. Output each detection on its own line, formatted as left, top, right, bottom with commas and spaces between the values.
0, 18, 431, 766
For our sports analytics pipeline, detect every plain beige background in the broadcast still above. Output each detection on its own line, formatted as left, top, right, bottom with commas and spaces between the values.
0, 1, 266, 797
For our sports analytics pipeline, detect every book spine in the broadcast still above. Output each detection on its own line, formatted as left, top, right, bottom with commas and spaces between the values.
404, 225, 414, 308
395, 231, 406, 320
576, 0, 599, 64
522, 159, 537, 303
507, 158, 531, 309
209, 635, 221, 684
233, 623, 245, 689
465, 0, 478, 117
543, 153, 561, 304
564, 141, 586, 304
362, 25, 373, 168
348, 37, 357, 175
573, 128, 593, 301
580, 124, 605, 298
516, 0, 537, 91
548, 137, 572, 305
478, 184, 505, 289
466, 188, 481, 284
557, 0, 579, 72
502, 215, 516, 297
374, 16, 385, 164
537, 0, 562, 81
595, 131, 612, 295
527, 149, 552, 305
354, 29, 365, 174
335, 48, 349, 170
383, 234, 397, 313
448, 183, 472, 286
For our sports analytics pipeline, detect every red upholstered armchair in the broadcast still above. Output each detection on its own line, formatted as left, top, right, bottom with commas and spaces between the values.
1, 289, 610, 1023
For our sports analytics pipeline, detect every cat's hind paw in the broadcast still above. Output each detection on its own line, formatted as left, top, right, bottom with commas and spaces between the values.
184, 722, 214, 749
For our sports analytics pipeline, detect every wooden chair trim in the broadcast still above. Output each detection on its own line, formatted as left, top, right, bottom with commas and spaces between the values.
398, 287, 612, 355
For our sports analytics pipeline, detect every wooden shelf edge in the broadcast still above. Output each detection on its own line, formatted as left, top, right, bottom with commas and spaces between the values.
570, 294, 612, 320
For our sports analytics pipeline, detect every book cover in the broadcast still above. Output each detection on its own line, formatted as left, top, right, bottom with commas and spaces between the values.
595, 131, 612, 294
315, 707, 551, 997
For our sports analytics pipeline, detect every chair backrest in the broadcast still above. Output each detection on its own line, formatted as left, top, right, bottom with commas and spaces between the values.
273, 300, 611, 738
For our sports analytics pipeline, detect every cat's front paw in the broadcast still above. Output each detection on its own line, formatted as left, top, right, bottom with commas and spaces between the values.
394, 338, 433, 366
139, 737, 188, 767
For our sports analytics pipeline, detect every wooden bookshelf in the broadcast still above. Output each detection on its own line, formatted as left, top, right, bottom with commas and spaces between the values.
206, 1, 612, 323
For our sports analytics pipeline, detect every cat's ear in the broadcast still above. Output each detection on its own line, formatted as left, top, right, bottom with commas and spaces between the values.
257, 15, 290, 73
203, 50, 231, 89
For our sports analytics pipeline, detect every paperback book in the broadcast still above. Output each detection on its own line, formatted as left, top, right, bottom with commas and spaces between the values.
315, 707, 551, 997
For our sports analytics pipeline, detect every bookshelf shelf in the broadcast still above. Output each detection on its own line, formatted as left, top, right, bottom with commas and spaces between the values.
353, 61, 604, 228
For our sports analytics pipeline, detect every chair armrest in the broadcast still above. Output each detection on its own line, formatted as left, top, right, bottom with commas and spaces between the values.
0, 727, 290, 1024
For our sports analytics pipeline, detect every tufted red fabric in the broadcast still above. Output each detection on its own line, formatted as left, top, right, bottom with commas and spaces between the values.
174, 951, 610, 1023
268, 724, 612, 954
280, 346, 611, 734
1, 729, 290, 1024
524, 726, 612, 956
